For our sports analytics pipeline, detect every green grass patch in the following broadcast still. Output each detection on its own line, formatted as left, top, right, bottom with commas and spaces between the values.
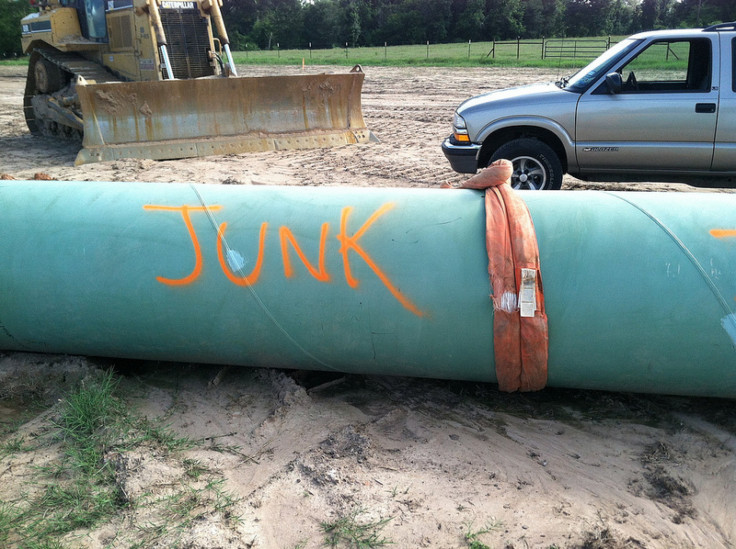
54, 370, 124, 473
231, 37, 624, 70
0, 58, 27, 66
124, 414, 194, 453
133, 477, 242, 547
0, 368, 239, 548
2, 370, 126, 547
1, 36, 624, 70
0, 502, 18, 546
34, 480, 121, 538
463, 519, 503, 549
0, 435, 31, 457
321, 508, 392, 548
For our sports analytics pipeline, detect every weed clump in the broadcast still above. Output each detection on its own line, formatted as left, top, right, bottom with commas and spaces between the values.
0, 368, 239, 548
321, 508, 392, 548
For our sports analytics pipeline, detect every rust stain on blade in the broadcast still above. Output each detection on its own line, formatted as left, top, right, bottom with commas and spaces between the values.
76, 72, 374, 165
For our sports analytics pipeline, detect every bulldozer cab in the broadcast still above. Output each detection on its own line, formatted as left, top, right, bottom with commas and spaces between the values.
68, 0, 108, 41
81, 0, 107, 40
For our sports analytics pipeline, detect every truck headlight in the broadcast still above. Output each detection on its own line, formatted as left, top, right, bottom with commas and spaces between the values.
452, 112, 470, 143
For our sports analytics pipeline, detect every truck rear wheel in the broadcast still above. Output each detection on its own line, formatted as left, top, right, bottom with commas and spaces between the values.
490, 138, 563, 190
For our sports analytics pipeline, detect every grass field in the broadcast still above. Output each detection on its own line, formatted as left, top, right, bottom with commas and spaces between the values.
231, 37, 622, 68
2, 37, 625, 68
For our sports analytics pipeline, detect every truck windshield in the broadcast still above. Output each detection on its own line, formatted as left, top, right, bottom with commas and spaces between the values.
561, 38, 641, 92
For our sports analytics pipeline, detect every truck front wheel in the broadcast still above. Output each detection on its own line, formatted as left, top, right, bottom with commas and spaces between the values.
489, 138, 563, 190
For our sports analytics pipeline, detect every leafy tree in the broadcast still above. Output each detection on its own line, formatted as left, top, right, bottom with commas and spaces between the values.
220, 0, 259, 48
451, 0, 486, 41
1, 0, 34, 58
608, 0, 637, 34
366, 0, 397, 42
221, 0, 303, 50
248, 0, 303, 49
640, 0, 675, 29
371, 0, 451, 44
347, 1, 362, 44
564, 0, 616, 36
706, 0, 735, 24
522, 0, 545, 38
540, 0, 566, 38
425, 0, 453, 42
302, 0, 341, 48
337, 0, 376, 46
214, 0, 725, 50
382, 10, 423, 44
671, 0, 729, 27
483, 0, 525, 40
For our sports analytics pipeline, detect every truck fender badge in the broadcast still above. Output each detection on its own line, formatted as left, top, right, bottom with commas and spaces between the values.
583, 147, 619, 152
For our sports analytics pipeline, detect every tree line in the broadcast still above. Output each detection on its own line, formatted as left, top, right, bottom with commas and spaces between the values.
1, 0, 734, 58
222, 0, 734, 51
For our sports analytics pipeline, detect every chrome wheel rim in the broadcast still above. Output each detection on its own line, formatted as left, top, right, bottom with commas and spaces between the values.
510, 156, 548, 190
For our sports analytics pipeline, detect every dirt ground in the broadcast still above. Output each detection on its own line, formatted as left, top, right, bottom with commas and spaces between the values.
1, 64, 735, 549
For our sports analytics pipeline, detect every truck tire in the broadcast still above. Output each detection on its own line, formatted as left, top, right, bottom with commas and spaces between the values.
490, 138, 563, 190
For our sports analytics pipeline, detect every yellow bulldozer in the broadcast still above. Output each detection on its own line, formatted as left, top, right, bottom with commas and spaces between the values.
20, 0, 375, 165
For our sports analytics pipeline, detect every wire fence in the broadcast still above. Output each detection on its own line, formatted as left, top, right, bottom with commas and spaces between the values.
233, 37, 619, 65
484, 37, 613, 59
542, 38, 613, 59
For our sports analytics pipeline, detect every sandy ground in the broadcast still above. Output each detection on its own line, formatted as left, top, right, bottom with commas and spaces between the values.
0, 64, 735, 548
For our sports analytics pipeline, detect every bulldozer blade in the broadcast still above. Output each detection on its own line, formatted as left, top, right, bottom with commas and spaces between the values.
74, 72, 375, 165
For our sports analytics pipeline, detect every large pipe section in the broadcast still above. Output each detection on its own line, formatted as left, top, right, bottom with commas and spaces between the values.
0, 181, 734, 398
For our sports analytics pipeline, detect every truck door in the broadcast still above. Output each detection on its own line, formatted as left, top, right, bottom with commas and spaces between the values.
712, 34, 736, 170
575, 37, 718, 173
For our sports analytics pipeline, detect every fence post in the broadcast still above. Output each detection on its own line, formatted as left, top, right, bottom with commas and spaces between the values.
541, 36, 545, 59
468, 39, 471, 59
492, 39, 495, 59
384, 42, 387, 62
309, 42, 312, 60
426, 40, 429, 59
277, 43, 280, 58
345, 42, 348, 59
517, 36, 520, 59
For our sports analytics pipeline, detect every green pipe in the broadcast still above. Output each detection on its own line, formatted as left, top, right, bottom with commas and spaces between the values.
0, 181, 734, 397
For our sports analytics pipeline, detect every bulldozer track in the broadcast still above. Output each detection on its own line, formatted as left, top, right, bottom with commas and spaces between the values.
23, 48, 117, 136
36, 49, 119, 84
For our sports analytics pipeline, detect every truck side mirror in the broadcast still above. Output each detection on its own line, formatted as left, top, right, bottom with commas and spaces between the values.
605, 72, 622, 94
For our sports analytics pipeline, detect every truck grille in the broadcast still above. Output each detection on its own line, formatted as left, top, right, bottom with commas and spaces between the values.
160, 10, 214, 79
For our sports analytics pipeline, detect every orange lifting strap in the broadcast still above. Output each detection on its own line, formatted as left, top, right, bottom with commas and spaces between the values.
449, 160, 549, 391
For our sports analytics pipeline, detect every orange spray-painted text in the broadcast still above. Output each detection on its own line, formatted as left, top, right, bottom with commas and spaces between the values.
143, 202, 426, 317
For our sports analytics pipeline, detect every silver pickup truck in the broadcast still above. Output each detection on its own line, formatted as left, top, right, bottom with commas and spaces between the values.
442, 23, 736, 189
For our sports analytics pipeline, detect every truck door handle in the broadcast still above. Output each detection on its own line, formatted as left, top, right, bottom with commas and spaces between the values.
695, 103, 716, 113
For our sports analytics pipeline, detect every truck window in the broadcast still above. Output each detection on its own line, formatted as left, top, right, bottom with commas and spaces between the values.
616, 38, 711, 93
566, 38, 640, 91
